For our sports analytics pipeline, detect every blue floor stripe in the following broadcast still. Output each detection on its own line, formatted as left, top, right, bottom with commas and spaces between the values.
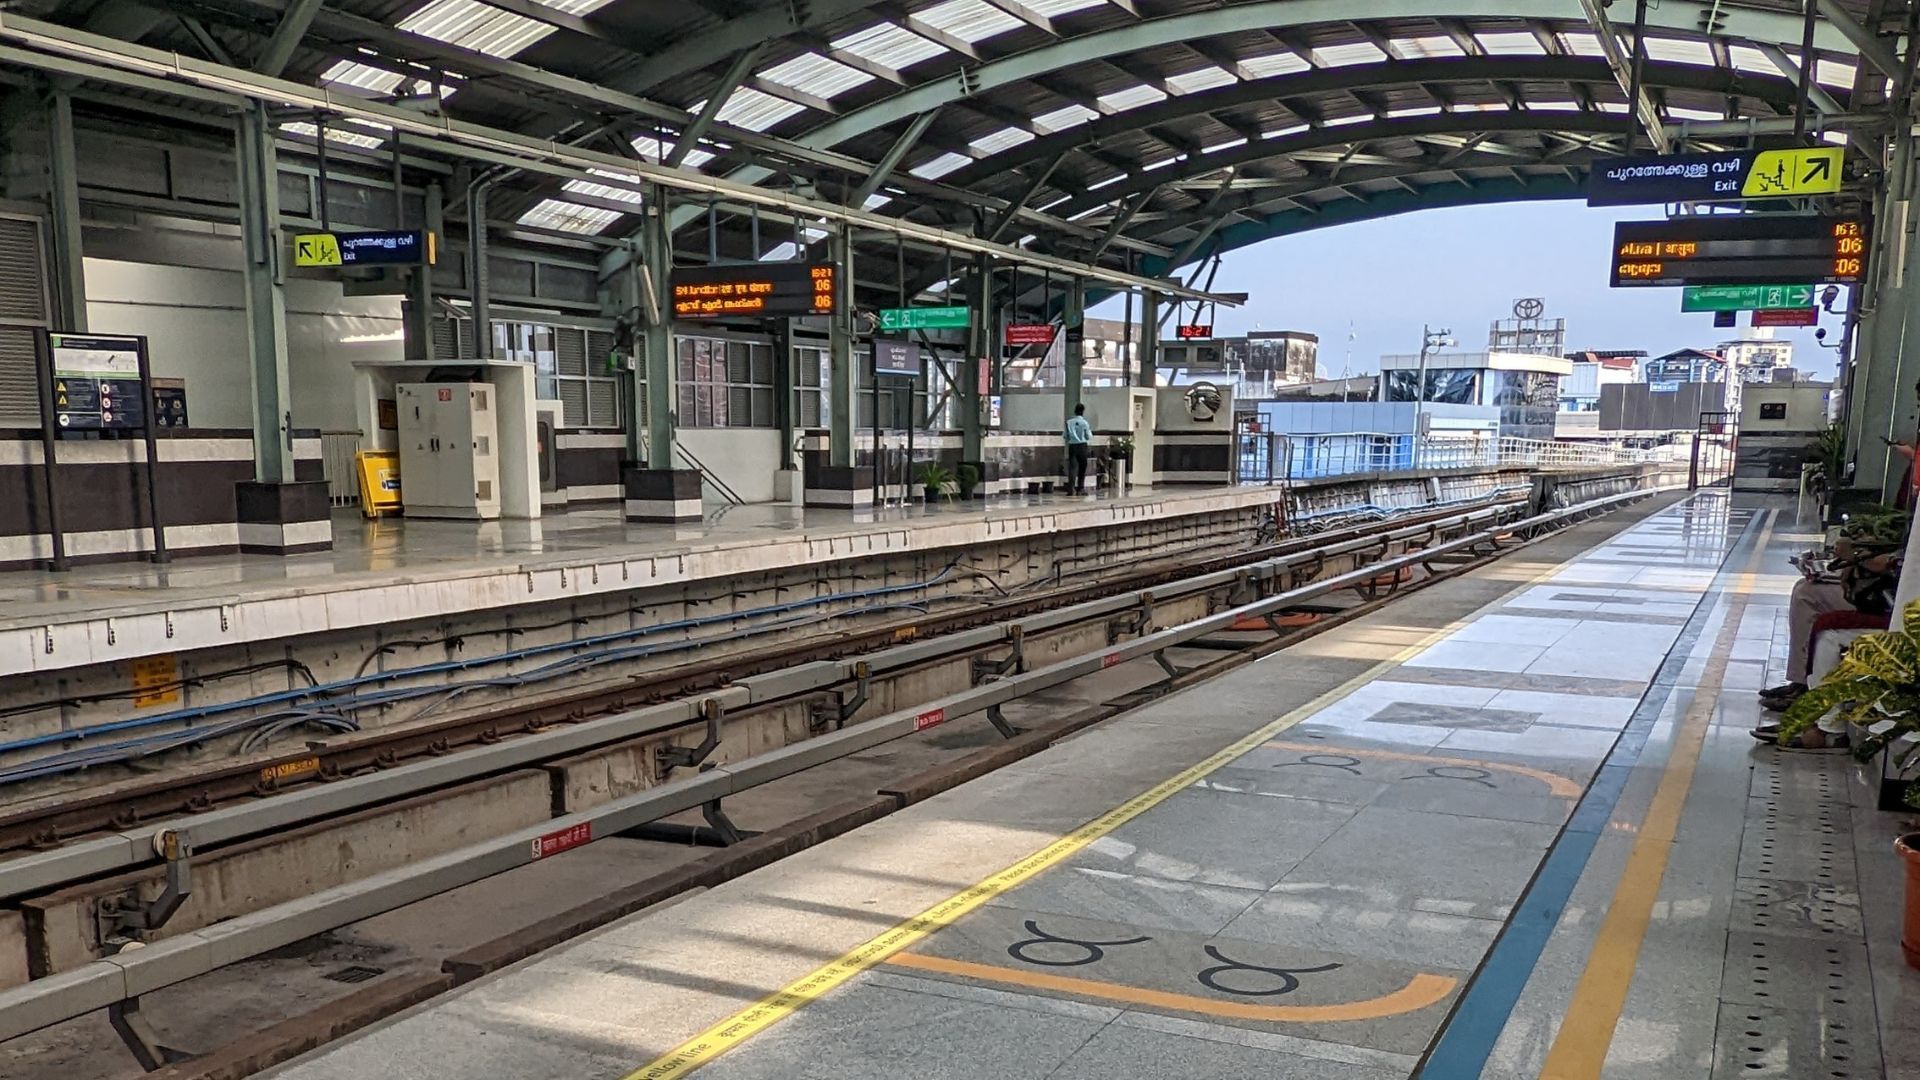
1412, 504, 1762, 1078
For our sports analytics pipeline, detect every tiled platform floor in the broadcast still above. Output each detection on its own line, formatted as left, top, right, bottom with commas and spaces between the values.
261, 493, 1920, 1080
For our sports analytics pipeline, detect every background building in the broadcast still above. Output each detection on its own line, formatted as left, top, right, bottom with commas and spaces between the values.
1377, 349, 1570, 440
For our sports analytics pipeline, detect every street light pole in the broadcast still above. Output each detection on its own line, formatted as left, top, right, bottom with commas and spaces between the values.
1414, 325, 1455, 404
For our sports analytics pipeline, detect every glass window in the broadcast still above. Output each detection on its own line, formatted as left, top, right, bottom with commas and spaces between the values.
676, 334, 778, 428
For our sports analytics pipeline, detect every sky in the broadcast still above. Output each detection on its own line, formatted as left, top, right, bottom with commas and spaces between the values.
1087, 199, 1842, 381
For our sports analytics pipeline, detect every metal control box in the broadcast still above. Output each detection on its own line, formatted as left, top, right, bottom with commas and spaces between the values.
396, 382, 501, 520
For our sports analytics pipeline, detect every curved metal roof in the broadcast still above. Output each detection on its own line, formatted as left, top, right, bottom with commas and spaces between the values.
28, 0, 1894, 295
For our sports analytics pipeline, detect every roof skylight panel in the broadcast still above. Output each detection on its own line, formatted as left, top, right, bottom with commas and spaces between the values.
400, 0, 618, 60
1386, 105, 1443, 118
1024, 0, 1110, 14
320, 61, 406, 95
1525, 98, 1582, 112
1263, 122, 1311, 138
1666, 106, 1725, 121
1204, 137, 1248, 153
1168, 66, 1237, 94
1393, 36, 1464, 58
628, 135, 715, 168
832, 22, 947, 69
1242, 52, 1310, 78
1816, 58, 1857, 87
760, 53, 875, 99
1728, 45, 1779, 75
1034, 103, 1099, 131
562, 175, 646, 205
1098, 83, 1167, 111
1641, 36, 1714, 66
518, 198, 623, 234
1313, 42, 1387, 67
916, 0, 1023, 44
280, 121, 389, 150
971, 127, 1035, 154
909, 151, 973, 179
1474, 32, 1545, 56
1560, 32, 1606, 57
707, 86, 805, 131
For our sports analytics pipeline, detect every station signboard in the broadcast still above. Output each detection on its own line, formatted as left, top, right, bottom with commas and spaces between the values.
671, 261, 836, 319
1004, 323, 1056, 346
878, 305, 970, 331
1609, 216, 1866, 288
1587, 147, 1843, 206
1680, 284, 1816, 312
293, 229, 435, 267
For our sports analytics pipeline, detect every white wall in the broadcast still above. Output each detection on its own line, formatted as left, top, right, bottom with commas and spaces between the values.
678, 428, 783, 504
84, 259, 405, 433
1000, 390, 1066, 432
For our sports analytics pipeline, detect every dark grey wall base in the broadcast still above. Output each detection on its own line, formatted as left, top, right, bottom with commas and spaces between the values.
623, 466, 704, 522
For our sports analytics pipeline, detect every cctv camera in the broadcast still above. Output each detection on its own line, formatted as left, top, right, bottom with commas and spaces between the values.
1816, 327, 1828, 341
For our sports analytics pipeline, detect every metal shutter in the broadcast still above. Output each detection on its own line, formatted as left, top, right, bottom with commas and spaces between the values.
431, 316, 458, 359
558, 380, 588, 427
587, 380, 618, 428
0, 216, 50, 427
556, 327, 587, 376
587, 329, 615, 372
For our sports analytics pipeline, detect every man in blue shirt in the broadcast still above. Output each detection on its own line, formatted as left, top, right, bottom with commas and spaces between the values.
1064, 403, 1093, 495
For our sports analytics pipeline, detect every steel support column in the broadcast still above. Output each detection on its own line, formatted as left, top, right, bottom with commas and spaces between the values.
961, 254, 991, 463
1063, 275, 1084, 421
641, 189, 676, 469
1853, 67, 1919, 496
467, 181, 493, 357
406, 181, 440, 362
1138, 290, 1160, 387
828, 226, 856, 469
236, 103, 293, 483
45, 88, 85, 331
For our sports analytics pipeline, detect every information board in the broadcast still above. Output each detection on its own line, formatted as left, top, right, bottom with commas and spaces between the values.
878, 306, 969, 331
1680, 284, 1816, 312
293, 229, 434, 268
1752, 307, 1819, 327
1005, 323, 1056, 346
1587, 148, 1843, 206
872, 338, 919, 378
48, 334, 145, 431
1609, 216, 1866, 288
671, 262, 836, 319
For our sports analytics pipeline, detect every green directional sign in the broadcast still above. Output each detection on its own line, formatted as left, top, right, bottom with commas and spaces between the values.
1680, 284, 1816, 313
878, 305, 970, 331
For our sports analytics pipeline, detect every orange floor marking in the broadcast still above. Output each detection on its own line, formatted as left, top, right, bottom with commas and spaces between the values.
1262, 739, 1585, 798
885, 952, 1458, 1023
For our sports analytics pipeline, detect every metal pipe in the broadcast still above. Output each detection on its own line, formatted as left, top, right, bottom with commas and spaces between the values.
468, 181, 492, 357
1794, 0, 1821, 142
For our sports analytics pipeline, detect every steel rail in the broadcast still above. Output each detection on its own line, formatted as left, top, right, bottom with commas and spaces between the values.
0, 502, 1520, 902
0, 489, 1649, 1042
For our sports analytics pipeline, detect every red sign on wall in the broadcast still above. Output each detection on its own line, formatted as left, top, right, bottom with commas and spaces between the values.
1004, 323, 1057, 346
1176, 324, 1214, 339
1751, 307, 1819, 327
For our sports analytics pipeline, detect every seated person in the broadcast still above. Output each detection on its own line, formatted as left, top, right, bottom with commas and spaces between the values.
1756, 513, 1907, 748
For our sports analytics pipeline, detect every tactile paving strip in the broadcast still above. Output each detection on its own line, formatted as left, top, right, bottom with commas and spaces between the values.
1729, 877, 1864, 939
1709, 1002, 1884, 1079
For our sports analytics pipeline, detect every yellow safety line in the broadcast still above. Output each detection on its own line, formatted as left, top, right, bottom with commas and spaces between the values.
883, 952, 1458, 1023
622, 503, 1667, 1080
1537, 508, 1775, 1080
1261, 740, 1586, 798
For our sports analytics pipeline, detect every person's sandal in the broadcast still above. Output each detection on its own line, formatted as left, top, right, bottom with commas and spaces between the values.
1775, 727, 1850, 752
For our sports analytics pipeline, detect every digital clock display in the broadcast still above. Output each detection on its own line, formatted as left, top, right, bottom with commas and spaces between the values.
1609, 216, 1867, 288
671, 262, 837, 319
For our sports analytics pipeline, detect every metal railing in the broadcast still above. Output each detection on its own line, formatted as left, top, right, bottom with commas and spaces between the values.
1237, 431, 1658, 483
319, 431, 362, 507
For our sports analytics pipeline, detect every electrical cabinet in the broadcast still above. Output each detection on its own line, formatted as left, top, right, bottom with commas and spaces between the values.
397, 382, 501, 519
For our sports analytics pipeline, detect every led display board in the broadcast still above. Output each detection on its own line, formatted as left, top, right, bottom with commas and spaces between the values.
671, 262, 836, 319
1176, 324, 1214, 339
1609, 216, 1866, 288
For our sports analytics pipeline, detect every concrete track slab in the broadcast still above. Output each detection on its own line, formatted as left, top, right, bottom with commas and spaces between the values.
262, 493, 1915, 1080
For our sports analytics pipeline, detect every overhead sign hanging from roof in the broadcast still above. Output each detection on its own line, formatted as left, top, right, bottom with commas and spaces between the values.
1586, 147, 1843, 206
671, 261, 837, 319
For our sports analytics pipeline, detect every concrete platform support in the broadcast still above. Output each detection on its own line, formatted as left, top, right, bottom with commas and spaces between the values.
623, 466, 703, 523
803, 465, 874, 509
235, 480, 332, 554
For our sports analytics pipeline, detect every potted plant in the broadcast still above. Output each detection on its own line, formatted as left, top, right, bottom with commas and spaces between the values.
1782, 601, 1920, 968
955, 462, 980, 500
918, 462, 953, 503
1779, 599, 1920, 812
1107, 435, 1134, 461
1806, 421, 1847, 502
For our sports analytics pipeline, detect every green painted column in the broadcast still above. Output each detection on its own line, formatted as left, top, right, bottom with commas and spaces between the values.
641, 191, 676, 469
47, 89, 86, 332
960, 253, 991, 463
828, 226, 856, 469
236, 103, 293, 484
1855, 125, 1919, 497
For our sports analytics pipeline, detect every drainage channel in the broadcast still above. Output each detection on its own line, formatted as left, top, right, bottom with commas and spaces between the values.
0, 490, 1655, 1074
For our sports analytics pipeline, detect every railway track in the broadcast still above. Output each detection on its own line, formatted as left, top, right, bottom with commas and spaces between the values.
0, 489, 1652, 1064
